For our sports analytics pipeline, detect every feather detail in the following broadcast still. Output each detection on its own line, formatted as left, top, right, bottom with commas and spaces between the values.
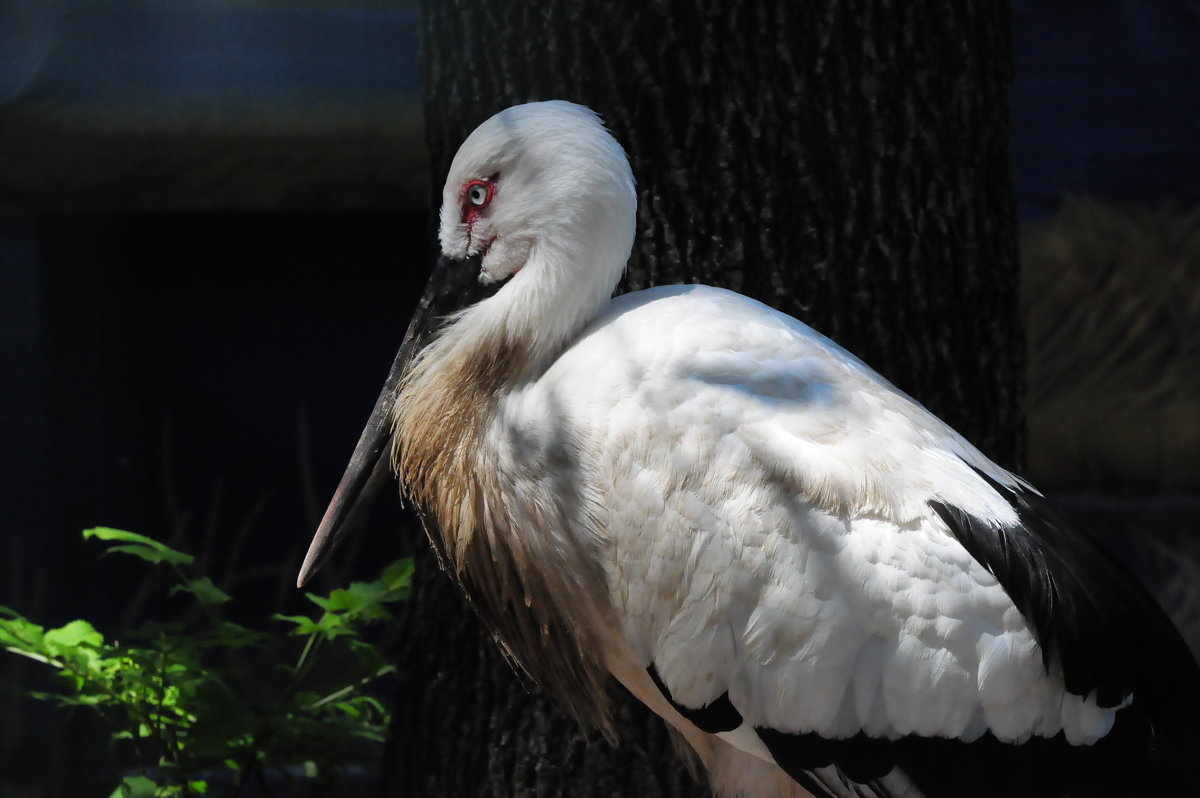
392, 320, 616, 730
932, 462, 1199, 712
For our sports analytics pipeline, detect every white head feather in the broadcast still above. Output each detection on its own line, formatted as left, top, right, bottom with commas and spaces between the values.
436, 101, 637, 369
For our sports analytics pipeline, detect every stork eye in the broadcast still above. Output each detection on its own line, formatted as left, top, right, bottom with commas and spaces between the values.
465, 179, 494, 208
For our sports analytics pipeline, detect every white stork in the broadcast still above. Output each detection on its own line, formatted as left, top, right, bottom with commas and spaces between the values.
299, 101, 1199, 797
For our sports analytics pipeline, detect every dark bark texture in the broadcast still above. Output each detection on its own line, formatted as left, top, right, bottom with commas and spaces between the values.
381, 1, 1020, 796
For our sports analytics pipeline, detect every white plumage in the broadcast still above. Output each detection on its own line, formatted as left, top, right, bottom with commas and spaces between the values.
510, 283, 1107, 747
301, 101, 1198, 798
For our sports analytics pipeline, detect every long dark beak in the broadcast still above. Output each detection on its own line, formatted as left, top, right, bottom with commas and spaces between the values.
296, 252, 501, 587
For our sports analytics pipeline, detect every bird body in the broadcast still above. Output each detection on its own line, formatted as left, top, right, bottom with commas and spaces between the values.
516, 284, 1107, 744
302, 101, 1199, 797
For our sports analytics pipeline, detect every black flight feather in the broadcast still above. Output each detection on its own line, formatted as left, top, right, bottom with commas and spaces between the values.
646, 663, 742, 734
930, 464, 1199, 713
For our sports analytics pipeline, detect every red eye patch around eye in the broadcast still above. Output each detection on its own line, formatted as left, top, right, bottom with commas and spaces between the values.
460, 179, 496, 229
461, 179, 494, 209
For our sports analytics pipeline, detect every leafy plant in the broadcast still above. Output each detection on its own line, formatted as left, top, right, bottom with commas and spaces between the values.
0, 528, 412, 797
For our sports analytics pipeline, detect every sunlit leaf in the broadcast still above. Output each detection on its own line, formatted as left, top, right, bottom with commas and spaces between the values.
272, 614, 320, 635
380, 558, 415, 599
334, 701, 360, 719
0, 611, 45, 649
84, 528, 194, 566
104, 543, 194, 566
354, 695, 387, 716
308, 582, 380, 616
10, 528, 413, 792
109, 775, 157, 798
304, 593, 335, 611
44, 619, 104, 654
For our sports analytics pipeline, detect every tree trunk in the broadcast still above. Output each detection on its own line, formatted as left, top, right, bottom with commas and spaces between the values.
381, 1, 1020, 796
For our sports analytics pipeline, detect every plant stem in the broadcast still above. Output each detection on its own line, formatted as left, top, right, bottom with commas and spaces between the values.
308, 666, 396, 709
3, 646, 63, 668
294, 633, 320, 675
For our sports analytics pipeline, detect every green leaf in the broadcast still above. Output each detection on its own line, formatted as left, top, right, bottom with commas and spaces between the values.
349, 727, 388, 743
352, 695, 387, 717
303, 593, 335, 612
272, 614, 320, 635
84, 528, 194, 566
379, 558, 415, 599
109, 775, 158, 798
17, 527, 402, 790
308, 582, 380, 614
0, 610, 46, 650
273, 612, 351, 640
44, 619, 104, 654
0, 605, 34, 622
333, 700, 360, 719
105, 543, 193, 566
169, 578, 231, 606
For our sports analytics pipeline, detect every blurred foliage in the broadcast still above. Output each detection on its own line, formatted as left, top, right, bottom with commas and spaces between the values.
0, 528, 412, 797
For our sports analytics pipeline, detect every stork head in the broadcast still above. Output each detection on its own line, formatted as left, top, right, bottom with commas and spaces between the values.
436, 101, 637, 301
297, 101, 636, 586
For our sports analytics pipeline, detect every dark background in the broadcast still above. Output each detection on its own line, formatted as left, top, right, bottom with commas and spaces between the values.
1, 0, 1197, 795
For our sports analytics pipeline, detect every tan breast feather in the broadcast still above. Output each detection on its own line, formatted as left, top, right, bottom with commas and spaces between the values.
391, 331, 615, 730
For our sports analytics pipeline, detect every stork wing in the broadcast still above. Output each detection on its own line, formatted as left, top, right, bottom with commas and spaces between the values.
525, 285, 1198, 798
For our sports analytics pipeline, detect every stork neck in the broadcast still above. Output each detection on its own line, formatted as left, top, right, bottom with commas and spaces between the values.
444, 237, 625, 382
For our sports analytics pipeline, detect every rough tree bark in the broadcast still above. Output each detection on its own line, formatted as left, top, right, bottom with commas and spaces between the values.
380, 1, 1020, 796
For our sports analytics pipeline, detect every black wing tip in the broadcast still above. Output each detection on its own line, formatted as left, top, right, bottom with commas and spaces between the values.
753, 725, 1200, 798
757, 726, 895, 787
934, 461, 1200, 735
646, 663, 743, 734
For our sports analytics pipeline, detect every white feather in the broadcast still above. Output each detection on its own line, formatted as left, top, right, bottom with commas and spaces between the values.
492, 283, 1114, 750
